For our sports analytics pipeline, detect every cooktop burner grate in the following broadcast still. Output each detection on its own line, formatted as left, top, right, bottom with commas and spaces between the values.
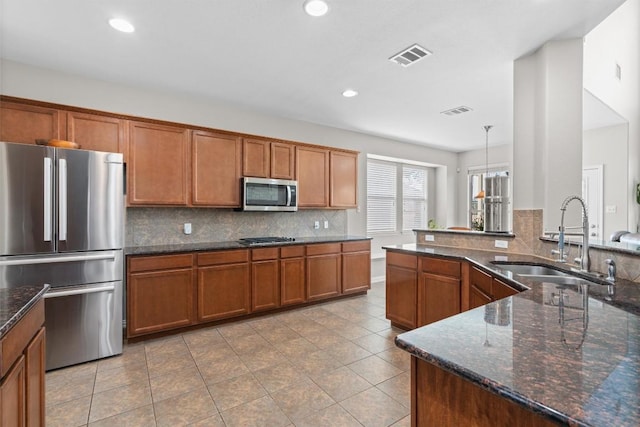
238, 236, 296, 246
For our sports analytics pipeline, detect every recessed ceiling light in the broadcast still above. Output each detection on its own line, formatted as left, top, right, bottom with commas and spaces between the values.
109, 18, 135, 33
342, 89, 358, 98
303, 0, 329, 17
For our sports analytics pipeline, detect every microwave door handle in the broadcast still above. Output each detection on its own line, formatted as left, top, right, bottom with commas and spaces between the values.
286, 185, 292, 206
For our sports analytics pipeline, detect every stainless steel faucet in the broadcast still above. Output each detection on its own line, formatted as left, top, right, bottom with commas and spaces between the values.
558, 195, 590, 272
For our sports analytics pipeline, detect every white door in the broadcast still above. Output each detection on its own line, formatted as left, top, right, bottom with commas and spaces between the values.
582, 165, 603, 241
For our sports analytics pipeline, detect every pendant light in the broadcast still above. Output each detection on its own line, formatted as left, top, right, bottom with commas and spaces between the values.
474, 125, 493, 199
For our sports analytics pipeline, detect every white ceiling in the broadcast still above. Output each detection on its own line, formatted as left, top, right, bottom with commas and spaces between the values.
0, 0, 626, 152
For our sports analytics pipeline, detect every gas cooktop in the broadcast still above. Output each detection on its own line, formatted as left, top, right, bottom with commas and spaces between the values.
238, 237, 296, 246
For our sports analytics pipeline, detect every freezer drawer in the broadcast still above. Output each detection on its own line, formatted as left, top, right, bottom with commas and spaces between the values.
44, 281, 123, 370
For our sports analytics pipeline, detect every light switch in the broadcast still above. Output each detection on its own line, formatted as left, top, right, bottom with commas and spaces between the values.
324, 220, 329, 229
184, 223, 192, 235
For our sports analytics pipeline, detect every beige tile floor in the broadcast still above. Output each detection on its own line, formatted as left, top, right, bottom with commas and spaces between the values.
45, 281, 412, 426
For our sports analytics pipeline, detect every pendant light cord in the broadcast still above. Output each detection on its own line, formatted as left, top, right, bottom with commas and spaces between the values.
484, 125, 493, 185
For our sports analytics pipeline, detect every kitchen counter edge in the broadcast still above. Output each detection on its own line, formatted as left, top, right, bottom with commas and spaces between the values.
0, 284, 50, 339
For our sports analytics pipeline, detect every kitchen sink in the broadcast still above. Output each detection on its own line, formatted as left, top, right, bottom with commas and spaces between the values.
492, 262, 608, 287
492, 263, 569, 277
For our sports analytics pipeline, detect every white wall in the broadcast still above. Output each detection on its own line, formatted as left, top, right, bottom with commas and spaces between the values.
583, 0, 640, 233
513, 39, 584, 231
0, 59, 459, 266
583, 123, 629, 238
455, 144, 513, 227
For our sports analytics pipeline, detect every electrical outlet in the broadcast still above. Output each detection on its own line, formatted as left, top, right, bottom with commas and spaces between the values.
494, 240, 508, 249
324, 220, 329, 229
184, 223, 192, 235
424, 234, 435, 242
605, 205, 617, 213
314, 221, 320, 229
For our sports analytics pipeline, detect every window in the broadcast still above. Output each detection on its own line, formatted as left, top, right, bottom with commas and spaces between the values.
367, 161, 397, 232
402, 166, 427, 231
467, 168, 510, 231
367, 159, 428, 233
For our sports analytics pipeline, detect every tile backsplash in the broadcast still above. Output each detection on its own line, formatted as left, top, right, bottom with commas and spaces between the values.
125, 208, 347, 246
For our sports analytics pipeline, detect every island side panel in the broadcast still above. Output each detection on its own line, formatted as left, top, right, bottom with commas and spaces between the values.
412, 357, 560, 427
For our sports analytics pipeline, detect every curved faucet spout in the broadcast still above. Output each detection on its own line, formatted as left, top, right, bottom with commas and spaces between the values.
558, 195, 590, 272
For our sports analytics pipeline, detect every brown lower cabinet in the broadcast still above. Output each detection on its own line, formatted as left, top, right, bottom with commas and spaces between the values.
251, 248, 280, 312
280, 246, 306, 306
1, 299, 46, 427
386, 252, 418, 329
386, 252, 519, 330
127, 254, 195, 337
127, 241, 370, 338
197, 250, 251, 322
306, 243, 342, 301
342, 241, 371, 294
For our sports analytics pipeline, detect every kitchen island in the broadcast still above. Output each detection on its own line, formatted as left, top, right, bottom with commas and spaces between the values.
385, 244, 640, 427
0, 284, 49, 426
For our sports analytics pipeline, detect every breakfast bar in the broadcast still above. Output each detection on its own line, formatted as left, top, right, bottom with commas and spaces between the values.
385, 244, 640, 427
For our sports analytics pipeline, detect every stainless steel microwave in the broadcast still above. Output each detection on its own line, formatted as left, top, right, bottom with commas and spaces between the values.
242, 177, 298, 211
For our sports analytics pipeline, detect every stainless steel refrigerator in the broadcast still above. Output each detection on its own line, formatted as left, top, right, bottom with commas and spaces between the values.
0, 141, 124, 370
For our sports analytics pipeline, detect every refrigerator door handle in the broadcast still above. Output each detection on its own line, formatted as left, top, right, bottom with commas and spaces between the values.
44, 157, 53, 242
0, 252, 117, 266
59, 158, 68, 241
44, 283, 115, 299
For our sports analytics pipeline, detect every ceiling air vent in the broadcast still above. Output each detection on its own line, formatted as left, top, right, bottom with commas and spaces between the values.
441, 106, 473, 116
389, 44, 432, 67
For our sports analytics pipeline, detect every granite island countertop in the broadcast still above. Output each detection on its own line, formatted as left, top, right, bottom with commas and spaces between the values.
385, 244, 640, 427
0, 284, 50, 339
126, 235, 372, 256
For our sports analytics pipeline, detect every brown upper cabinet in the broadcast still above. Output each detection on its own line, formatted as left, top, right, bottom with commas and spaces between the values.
0, 101, 65, 144
330, 151, 358, 208
192, 131, 242, 207
243, 138, 295, 180
296, 146, 330, 208
67, 111, 127, 156
128, 121, 190, 206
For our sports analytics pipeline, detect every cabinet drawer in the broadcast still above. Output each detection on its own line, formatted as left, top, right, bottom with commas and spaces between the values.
252, 247, 279, 261
421, 257, 461, 278
198, 249, 249, 266
281, 245, 305, 258
128, 254, 193, 273
306, 243, 341, 256
342, 240, 371, 253
470, 266, 492, 295
1, 299, 44, 378
386, 252, 417, 270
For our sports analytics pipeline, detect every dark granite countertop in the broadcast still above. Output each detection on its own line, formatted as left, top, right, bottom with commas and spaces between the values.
0, 285, 50, 339
126, 235, 371, 256
385, 244, 640, 427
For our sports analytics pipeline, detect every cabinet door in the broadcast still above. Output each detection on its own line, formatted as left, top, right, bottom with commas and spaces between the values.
330, 151, 358, 208
128, 121, 190, 205
24, 328, 45, 427
198, 263, 250, 321
342, 251, 370, 294
271, 142, 295, 180
0, 101, 65, 144
493, 278, 518, 301
386, 265, 417, 329
127, 268, 194, 337
418, 273, 461, 327
296, 146, 329, 207
243, 138, 269, 178
306, 254, 341, 301
66, 112, 126, 156
252, 260, 280, 312
281, 257, 305, 306
192, 131, 242, 206
469, 285, 492, 310
1, 355, 25, 427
